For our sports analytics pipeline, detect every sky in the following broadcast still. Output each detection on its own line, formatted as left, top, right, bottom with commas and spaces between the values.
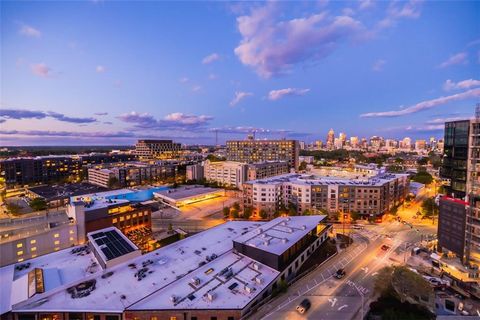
1, 0, 479, 146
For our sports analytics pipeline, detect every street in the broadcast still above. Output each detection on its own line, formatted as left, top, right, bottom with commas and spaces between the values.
253, 220, 437, 320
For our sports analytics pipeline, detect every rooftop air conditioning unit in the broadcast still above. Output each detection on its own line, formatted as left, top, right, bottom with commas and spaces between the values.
170, 295, 177, 303
245, 285, 253, 293
256, 228, 263, 234
252, 262, 260, 271
301, 225, 307, 230
191, 277, 200, 286
255, 276, 263, 284
282, 238, 289, 244
263, 239, 270, 246
206, 292, 215, 301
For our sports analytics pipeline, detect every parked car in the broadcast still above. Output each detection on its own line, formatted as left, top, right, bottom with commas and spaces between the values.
335, 268, 346, 279
352, 225, 364, 230
296, 299, 311, 314
381, 245, 390, 251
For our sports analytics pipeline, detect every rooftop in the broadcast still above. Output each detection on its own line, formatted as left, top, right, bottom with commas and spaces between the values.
12, 221, 266, 313
245, 171, 408, 187
28, 183, 108, 201
154, 185, 221, 201
233, 216, 326, 255
0, 243, 99, 315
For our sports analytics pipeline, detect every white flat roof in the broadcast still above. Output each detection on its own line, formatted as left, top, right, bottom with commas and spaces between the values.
154, 186, 221, 202
233, 216, 327, 255
13, 221, 270, 313
0, 244, 99, 315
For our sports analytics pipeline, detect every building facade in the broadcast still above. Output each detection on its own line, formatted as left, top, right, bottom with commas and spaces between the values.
247, 161, 289, 181
0, 154, 136, 186
134, 140, 182, 160
226, 139, 299, 170
243, 171, 409, 219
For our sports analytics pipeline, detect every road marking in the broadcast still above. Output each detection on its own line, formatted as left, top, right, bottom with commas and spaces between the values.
338, 304, 348, 311
314, 278, 318, 285
328, 297, 338, 308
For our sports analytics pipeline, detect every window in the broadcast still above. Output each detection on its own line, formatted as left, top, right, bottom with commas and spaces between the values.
191, 317, 197, 320
228, 317, 235, 320
170, 317, 177, 320
17, 243, 24, 248
53, 233, 60, 238
210, 317, 217, 320
69, 237, 74, 241
30, 239, 36, 244
112, 218, 118, 223
150, 317, 158, 320
69, 230, 75, 234
54, 240, 60, 245
31, 247, 37, 252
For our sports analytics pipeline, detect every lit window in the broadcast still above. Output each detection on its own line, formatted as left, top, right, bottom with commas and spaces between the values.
170, 317, 177, 320
31, 247, 37, 252
30, 239, 36, 244
53, 233, 60, 238
69, 237, 74, 241
120, 217, 124, 222
17, 250, 24, 256
126, 215, 131, 220
54, 240, 60, 245
18, 258, 24, 262
69, 230, 74, 234
16, 243, 23, 248
151, 317, 158, 320
54, 247, 60, 251
31, 254, 37, 258
112, 218, 118, 223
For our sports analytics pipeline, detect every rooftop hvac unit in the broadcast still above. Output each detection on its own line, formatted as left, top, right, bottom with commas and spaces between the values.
282, 238, 289, 244
263, 239, 270, 246
191, 277, 200, 286
244, 285, 253, 293
286, 227, 293, 233
261, 233, 267, 238
252, 262, 260, 270
301, 225, 307, 230
281, 221, 287, 226
170, 295, 177, 303
285, 217, 291, 221
256, 228, 263, 234
255, 276, 263, 284
206, 292, 215, 301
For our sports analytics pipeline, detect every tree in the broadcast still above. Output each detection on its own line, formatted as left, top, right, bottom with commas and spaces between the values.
243, 207, 253, 219
29, 198, 47, 211
411, 170, 433, 185
302, 209, 311, 215
287, 202, 297, 216
6, 203, 21, 215
417, 157, 428, 166
374, 266, 394, 295
298, 161, 308, 171
387, 165, 403, 173
230, 208, 239, 219
421, 197, 439, 218
259, 209, 268, 219
232, 202, 240, 211
108, 176, 121, 189
350, 211, 361, 222
223, 206, 230, 219
206, 154, 226, 162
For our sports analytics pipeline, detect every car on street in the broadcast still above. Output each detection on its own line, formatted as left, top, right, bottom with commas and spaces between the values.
334, 268, 346, 279
352, 225, 364, 230
381, 244, 390, 251
296, 299, 311, 314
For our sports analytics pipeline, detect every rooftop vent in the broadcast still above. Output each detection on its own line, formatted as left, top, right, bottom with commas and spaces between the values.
191, 277, 201, 286
281, 221, 287, 226
301, 225, 307, 230
263, 239, 270, 246
252, 262, 260, 271
170, 295, 178, 303
244, 284, 253, 293
255, 276, 263, 284
282, 238, 289, 244
206, 292, 215, 301
256, 228, 263, 234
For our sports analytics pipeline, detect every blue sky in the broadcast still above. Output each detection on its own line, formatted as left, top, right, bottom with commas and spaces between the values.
1, 0, 479, 146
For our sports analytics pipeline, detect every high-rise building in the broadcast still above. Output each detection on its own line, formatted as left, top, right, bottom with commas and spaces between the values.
135, 139, 182, 160
438, 111, 480, 273
315, 140, 323, 150
350, 136, 359, 148
326, 129, 335, 150
226, 139, 300, 169
400, 137, 412, 150
415, 139, 427, 152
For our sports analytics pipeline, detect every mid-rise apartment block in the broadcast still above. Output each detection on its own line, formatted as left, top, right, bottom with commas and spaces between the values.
135, 139, 182, 160
87, 162, 176, 188
226, 138, 299, 169
247, 161, 289, 180
186, 163, 204, 181
0, 153, 136, 186
243, 170, 409, 219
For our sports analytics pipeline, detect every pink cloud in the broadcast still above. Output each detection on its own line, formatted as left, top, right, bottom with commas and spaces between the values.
30, 63, 52, 78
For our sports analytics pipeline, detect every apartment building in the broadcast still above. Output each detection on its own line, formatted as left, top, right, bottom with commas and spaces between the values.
439, 115, 480, 269
87, 162, 176, 188
134, 139, 182, 160
243, 171, 409, 219
247, 161, 289, 180
186, 163, 204, 181
226, 138, 300, 169
204, 160, 248, 189
0, 153, 136, 186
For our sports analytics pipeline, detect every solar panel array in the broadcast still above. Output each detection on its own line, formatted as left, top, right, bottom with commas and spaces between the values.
92, 230, 135, 260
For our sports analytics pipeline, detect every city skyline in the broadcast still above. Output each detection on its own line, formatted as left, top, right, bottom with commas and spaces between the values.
1, 1, 480, 146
